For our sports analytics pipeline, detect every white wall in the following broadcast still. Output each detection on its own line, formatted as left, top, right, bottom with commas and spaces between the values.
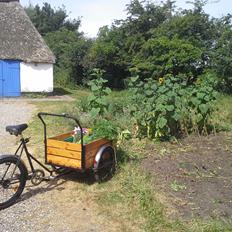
20, 62, 53, 92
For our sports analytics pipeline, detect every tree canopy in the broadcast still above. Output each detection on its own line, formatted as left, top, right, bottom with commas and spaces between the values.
25, 1, 232, 92
25, 3, 81, 35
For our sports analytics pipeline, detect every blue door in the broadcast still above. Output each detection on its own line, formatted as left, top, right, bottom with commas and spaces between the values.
0, 60, 20, 97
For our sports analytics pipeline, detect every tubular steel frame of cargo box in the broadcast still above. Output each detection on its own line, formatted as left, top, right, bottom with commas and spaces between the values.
38, 112, 87, 171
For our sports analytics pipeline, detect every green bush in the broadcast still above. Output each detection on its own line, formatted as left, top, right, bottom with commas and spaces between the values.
213, 30, 232, 93
129, 75, 217, 139
91, 119, 118, 141
132, 36, 204, 81
54, 68, 73, 88
86, 68, 112, 117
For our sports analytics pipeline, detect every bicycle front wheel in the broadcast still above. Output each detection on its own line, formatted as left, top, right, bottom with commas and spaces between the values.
0, 155, 28, 210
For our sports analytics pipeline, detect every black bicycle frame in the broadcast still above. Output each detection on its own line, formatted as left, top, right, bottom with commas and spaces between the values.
15, 137, 52, 175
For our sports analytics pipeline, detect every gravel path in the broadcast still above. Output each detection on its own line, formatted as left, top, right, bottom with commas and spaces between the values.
0, 100, 114, 232
0, 100, 36, 153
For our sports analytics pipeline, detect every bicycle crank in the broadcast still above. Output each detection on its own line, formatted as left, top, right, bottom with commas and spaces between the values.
31, 169, 45, 186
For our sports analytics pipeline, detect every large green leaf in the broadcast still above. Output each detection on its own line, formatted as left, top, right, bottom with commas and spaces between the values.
172, 112, 181, 121
104, 87, 112, 95
145, 90, 153, 96
197, 92, 205, 99
191, 98, 201, 107
96, 98, 107, 106
91, 84, 101, 92
87, 95, 97, 102
131, 76, 139, 83
90, 108, 100, 118
199, 104, 209, 114
166, 105, 175, 112
157, 117, 167, 129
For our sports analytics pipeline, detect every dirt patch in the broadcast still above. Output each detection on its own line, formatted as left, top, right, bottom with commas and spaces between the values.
142, 132, 232, 220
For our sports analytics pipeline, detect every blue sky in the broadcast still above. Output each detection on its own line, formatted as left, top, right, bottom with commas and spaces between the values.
20, 0, 232, 37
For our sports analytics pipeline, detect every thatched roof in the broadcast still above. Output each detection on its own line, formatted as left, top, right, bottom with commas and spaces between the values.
0, 1, 55, 63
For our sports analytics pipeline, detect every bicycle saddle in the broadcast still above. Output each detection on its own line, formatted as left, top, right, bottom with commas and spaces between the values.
6, 124, 28, 136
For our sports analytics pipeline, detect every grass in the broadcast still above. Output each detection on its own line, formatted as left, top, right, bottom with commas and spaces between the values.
96, 164, 179, 231
24, 88, 232, 231
211, 94, 232, 131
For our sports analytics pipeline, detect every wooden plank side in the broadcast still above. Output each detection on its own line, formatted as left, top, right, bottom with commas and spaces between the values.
85, 139, 112, 169
47, 147, 81, 160
85, 156, 95, 169
85, 139, 111, 154
47, 154, 82, 169
47, 139, 82, 152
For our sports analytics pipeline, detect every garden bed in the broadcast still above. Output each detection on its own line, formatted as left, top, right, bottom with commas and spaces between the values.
142, 132, 232, 220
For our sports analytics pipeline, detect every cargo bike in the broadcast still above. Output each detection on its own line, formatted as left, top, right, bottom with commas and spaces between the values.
0, 112, 116, 210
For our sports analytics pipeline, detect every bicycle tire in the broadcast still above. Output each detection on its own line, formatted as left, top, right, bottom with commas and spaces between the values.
0, 155, 28, 210
94, 147, 116, 183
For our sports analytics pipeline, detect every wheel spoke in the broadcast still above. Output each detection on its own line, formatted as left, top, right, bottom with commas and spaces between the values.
0, 162, 12, 182
7, 180, 21, 185
0, 157, 26, 209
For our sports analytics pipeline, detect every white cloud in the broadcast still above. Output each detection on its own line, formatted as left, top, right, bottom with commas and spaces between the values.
20, 0, 232, 37
21, 0, 130, 37
71, 0, 130, 37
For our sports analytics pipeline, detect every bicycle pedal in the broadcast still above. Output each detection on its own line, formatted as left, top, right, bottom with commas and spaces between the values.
43, 175, 56, 181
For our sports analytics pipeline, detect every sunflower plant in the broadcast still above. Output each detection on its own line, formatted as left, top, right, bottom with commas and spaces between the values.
128, 75, 217, 139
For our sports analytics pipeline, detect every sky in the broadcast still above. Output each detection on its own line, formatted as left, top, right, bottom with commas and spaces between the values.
20, 0, 232, 37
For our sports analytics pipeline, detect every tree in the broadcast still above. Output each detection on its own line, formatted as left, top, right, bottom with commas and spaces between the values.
213, 29, 232, 92
25, 3, 89, 87
125, 0, 169, 38
25, 3, 81, 35
84, 0, 171, 88
83, 25, 130, 88
25, 1, 232, 92
44, 28, 90, 86
132, 36, 203, 82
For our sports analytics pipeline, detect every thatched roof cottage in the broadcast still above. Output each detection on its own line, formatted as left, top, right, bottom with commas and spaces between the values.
0, 0, 55, 96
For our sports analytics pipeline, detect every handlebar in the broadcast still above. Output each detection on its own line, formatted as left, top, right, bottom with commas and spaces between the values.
38, 112, 82, 131
38, 112, 84, 164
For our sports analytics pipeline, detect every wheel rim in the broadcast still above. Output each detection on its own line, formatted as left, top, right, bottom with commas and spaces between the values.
96, 148, 115, 182
0, 160, 23, 206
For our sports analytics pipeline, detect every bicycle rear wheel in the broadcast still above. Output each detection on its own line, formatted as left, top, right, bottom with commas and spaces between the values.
0, 155, 28, 210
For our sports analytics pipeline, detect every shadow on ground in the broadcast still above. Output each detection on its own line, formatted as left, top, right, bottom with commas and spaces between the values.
20, 171, 96, 203
22, 87, 72, 98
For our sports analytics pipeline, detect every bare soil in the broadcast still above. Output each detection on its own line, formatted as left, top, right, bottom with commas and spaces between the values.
142, 132, 232, 221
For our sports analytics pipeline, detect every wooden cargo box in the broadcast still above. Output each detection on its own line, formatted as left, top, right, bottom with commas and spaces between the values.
46, 132, 112, 169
